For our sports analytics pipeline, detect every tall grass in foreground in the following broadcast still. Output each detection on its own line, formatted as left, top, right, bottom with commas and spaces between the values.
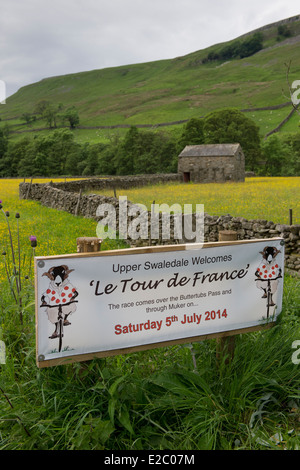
0, 274, 299, 450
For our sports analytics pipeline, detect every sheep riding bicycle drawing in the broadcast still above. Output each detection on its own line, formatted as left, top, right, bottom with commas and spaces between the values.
255, 246, 282, 319
40, 265, 79, 352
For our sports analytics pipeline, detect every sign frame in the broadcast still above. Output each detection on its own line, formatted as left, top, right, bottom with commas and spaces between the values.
34, 238, 284, 368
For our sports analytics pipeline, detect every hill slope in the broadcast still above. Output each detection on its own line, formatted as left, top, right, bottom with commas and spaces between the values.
1, 14, 300, 140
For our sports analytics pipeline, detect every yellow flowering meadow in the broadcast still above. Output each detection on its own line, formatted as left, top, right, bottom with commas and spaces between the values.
119, 177, 300, 225
0, 178, 108, 284
0, 176, 299, 284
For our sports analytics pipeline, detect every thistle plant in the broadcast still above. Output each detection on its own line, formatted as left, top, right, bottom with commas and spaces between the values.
0, 200, 37, 325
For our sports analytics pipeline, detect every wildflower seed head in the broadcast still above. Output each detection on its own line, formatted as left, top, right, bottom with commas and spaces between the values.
15, 213, 20, 218
5, 211, 9, 217
29, 235, 37, 247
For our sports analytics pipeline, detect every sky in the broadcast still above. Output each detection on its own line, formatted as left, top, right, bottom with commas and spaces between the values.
1, 0, 300, 98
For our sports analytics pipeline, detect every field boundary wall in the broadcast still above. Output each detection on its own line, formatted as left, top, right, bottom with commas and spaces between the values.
19, 176, 300, 274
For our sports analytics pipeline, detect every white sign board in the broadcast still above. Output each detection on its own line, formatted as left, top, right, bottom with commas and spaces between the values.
35, 238, 284, 367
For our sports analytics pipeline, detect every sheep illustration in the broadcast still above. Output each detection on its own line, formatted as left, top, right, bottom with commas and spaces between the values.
255, 246, 282, 318
40, 265, 78, 350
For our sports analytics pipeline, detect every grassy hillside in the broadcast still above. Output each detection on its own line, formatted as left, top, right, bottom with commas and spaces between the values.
1, 15, 300, 142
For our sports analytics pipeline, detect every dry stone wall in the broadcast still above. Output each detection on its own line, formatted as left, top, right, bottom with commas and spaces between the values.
19, 177, 300, 274
38, 174, 181, 192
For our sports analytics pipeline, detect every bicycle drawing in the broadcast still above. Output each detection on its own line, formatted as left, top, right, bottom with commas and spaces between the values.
40, 265, 79, 352
255, 246, 282, 319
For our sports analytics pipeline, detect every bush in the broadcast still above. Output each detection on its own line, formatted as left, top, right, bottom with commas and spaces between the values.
203, 33, 263, 63
261, 133, 300, 176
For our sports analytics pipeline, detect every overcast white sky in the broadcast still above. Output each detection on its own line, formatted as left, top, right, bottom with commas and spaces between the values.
1, 0, 300, 97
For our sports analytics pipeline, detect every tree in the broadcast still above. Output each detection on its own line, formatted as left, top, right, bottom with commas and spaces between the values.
278, 25, 291, 38
203, 33, 263, 63
34, 100, 63, 128
0, 127, 9, 176
203, 108, 261, 171
34, 100, 51, 117
219, 40, 242, 60
62, 106, 80, 129
115, 126, 140, 175
239, 33, 263, 58
16, 129, 80, 176
41, 129, 79, 175
77, 143, 102, 176
177, 118, 204, 152
0, 127, 8, 156
112, 126, 178, 175
260, 133, 300, 176
261, 135, 286, 176
281, 132, 300, 175
204, 51, 220, 62
43, 104, 59, 128
6, 137, 32, 176
159, 139, 178, 173
97, 138, 120, 175
17, 142, 37, 176
21, 112, 36, 125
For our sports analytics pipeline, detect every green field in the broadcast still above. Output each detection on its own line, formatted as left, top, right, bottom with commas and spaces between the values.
0, 177, 300, 450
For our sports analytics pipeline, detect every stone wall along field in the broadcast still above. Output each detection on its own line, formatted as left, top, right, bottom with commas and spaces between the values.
19, 176, 300, 274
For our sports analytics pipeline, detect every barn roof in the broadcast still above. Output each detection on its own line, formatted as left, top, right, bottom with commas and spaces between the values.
179, 143, 242, 158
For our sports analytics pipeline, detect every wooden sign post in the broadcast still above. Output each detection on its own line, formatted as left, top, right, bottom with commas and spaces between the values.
34, 237, 284, 368
77, 237, 102, 253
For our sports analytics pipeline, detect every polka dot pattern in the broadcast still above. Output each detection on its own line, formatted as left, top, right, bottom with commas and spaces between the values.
256, 262, 280, 280
43, 282, 77, 306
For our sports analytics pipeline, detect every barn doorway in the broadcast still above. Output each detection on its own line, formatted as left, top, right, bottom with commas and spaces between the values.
183, 172, 190, 183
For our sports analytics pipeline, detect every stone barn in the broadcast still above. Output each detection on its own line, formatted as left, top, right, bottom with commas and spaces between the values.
178, 143, 245, 183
